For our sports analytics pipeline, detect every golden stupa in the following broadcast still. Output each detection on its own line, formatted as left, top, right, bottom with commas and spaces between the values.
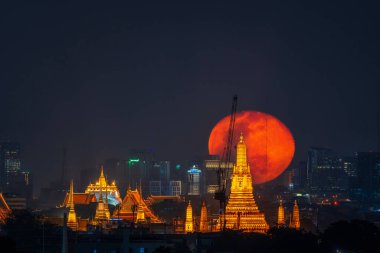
223, 133, 269, 233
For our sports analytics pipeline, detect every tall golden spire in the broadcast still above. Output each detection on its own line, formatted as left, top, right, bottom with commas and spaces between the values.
236, 133, 248, 168
66, 180, 78, 231
223, 133, 269, 233
200, 201, 208, 232
289, 200, 300, 230
98, 165, 107, 187
277, 199, 285, 227
185, 201, 194, 233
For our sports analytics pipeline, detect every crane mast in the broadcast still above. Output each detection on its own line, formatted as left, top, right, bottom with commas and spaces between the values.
215, 95, 237, 231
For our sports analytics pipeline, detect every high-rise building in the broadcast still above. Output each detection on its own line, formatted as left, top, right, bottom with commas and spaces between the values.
204, 156, 233, 195
223, 134, 269, 233
104, 158, 128, 191
149, 181, 162, 196
187, 165, 202, 196
149, 161, 170, 195
0, 143, 32, 205
169, 181, 182, 196
356, 152, 380, 202
293, 161, 307, 190
0, 142, 21, 190
307, 148, 348, 192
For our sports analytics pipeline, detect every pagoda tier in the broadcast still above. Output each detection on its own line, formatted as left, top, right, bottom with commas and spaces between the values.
223, 134, 269, 233
94, 186, 110, 222
112, 188, 162, 223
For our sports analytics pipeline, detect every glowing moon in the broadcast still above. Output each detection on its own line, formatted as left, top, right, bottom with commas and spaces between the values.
208, 111, 295, 184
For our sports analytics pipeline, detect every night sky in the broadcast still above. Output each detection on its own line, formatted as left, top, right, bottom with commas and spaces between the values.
1, 2, 379, 191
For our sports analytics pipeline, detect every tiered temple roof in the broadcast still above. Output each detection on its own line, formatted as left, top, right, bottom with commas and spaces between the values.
63, 193, 97, 206
112, 188, 162, 223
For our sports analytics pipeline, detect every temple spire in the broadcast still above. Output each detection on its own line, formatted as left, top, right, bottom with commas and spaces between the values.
66, 180, 78, 231
277, 199, 285, 227
185, 201, 194, 233
289, 200, 300, 230
98, 165, 107, 187
200, 201, 208, 232
236, 133, 248, 168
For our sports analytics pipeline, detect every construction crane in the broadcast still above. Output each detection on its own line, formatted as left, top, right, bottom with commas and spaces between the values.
215, 95, 237, 231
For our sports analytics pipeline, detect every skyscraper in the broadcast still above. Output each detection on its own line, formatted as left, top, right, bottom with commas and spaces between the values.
223, 134, 269, 233
187, 165, 202, 196
0, 142, 21, 190
356, 152, 380, 202
307, 148, 348, 192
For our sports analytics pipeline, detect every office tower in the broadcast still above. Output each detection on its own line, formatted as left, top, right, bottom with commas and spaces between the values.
356, 152, 380, 201
307, 148, 348, 192
187, 165, 202, 196
0, 142, 21, 190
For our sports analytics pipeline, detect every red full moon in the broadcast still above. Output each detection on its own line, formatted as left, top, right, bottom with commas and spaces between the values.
208, 111, 295, 184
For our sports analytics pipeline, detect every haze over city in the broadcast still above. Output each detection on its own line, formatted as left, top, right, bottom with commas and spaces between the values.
1, 2, 380, 253
1, 2, 380, 191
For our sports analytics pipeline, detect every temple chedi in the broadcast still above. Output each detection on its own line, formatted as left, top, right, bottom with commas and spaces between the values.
185, 201, 194, 233
289, 200, 300, 230
223, 133, 269, 233
277, 199, 285, 227
200, 201, 208, 232
66, 180, 78, 231
94, 186, 110, 223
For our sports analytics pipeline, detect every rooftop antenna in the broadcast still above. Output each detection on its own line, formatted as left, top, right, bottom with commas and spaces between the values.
61, 147, 67, 188
377, 111, 379, 152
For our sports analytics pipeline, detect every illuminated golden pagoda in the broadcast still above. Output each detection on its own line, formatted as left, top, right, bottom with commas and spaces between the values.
66, 180, 78, 231
223, 133, 269, 233
85, 166, 122, 206
277, 199, 285, 227
200, 201, 208, 232
94, 185, 110, 223
185, 201, 194, 233
289, 200, 300, 230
